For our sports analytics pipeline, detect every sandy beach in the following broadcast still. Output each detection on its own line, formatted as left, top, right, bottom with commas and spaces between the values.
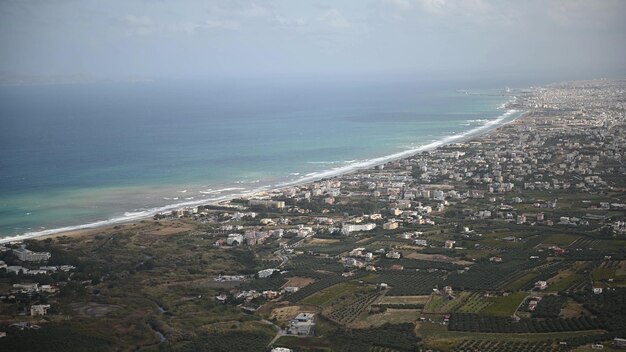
0, 101, 529, 245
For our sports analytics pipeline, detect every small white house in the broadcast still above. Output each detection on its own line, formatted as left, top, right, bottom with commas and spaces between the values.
30, 304, 51, 316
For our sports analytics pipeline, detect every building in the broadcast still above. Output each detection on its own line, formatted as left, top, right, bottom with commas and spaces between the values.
282, 286, 299, 294
258, 268, 277, 278
414, 239, 428, 246
341, 223, 376, 235
263, 290, 280, 299
287, 313, 315, 336
30, 304, 51, 316
383, 221, 398, 230
13, 247, 51, 262
614, 338, 626, 348
226, 233, 243, 246
386, 251, 401, 259
13, 283, 39, 293
444, 240, 456, 249
249, 199, 285, 209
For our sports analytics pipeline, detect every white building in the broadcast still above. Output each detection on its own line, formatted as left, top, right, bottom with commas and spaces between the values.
13, 247, 51, 262
226, 234, 243, 246
30, 304, 51, 316
258, 268, 277, 278
341, 223, 376, 235
287, 313, 315, 336
444, 240, 456, 249
414, 239, 428, 246
383, 221, 398, 230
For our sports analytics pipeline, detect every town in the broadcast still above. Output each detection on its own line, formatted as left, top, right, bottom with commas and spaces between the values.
1, 79, 625, 351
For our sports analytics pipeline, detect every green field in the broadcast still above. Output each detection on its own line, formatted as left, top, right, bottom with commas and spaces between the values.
456, 292, 492, 314
419, 322, 606, 352
480, 292, 528, 316
592, 267, 616, 281
424, 292, 472, 314
504, 272, 538, 291
301, 282, 360, 306
547, 274, 581, 292
543, 234, 581, 246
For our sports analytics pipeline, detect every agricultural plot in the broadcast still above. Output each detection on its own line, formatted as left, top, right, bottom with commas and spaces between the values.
448, 313, 605, 333
239, 275, 288, 291
377, 295, 431, 305
327, 323, 420, 352
371, 303, 424, 310
423, 291, 472, 314
285, 275, 356, 303
456, 292, 492, 314
355, 309, 421, 329
445, 264, 515, 290
284, 255, 344, 275
301, 281, 360, 306
532, 295, 566, 318
546, 272, 582, 292
325, 290, 381, 324
592, 261, 626, 286
366, 270, 445, 296
570, 287, 626, 331
377, 257, 463, 271
303, 241, 362, 255
452, 339, 557, 352
270, 305, 319, 322
518, 261, 570, 291
281, 276, 315, 288
543, 234, 581, 247
480, 292, 528, 317
592, 266, 616, 281
504, 272, 539, 291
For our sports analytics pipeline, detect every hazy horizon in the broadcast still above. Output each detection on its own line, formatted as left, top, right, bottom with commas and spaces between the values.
1, 0, 625, 85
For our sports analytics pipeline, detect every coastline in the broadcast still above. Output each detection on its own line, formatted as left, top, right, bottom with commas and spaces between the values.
0, 100, 527, 244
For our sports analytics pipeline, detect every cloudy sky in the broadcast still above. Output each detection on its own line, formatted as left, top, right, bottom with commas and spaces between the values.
1, 0, 625, 82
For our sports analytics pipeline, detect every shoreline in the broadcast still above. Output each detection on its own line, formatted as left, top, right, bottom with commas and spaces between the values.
0, 99, 526, 244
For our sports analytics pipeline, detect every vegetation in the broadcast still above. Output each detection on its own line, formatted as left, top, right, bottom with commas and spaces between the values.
448, 313, 605, 333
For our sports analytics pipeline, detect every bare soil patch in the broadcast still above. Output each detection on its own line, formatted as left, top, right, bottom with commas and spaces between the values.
282, 277, 315, 288
405, 252, 474, 266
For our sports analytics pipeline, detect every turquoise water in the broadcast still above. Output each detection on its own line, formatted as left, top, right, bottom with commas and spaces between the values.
0, 79, 514, 239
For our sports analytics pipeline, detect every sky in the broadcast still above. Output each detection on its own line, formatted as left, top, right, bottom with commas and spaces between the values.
0, 0, 625, 83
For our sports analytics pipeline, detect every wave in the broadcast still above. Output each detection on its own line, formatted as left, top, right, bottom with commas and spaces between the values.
275, 107, 522, 187
199, 187, 246, 195
307, 159, 358, 165
1, 105, 523, 244
0, 187, 265, 244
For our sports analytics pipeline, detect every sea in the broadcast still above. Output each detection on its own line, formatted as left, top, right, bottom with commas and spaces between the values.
0, 77, 522, 241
